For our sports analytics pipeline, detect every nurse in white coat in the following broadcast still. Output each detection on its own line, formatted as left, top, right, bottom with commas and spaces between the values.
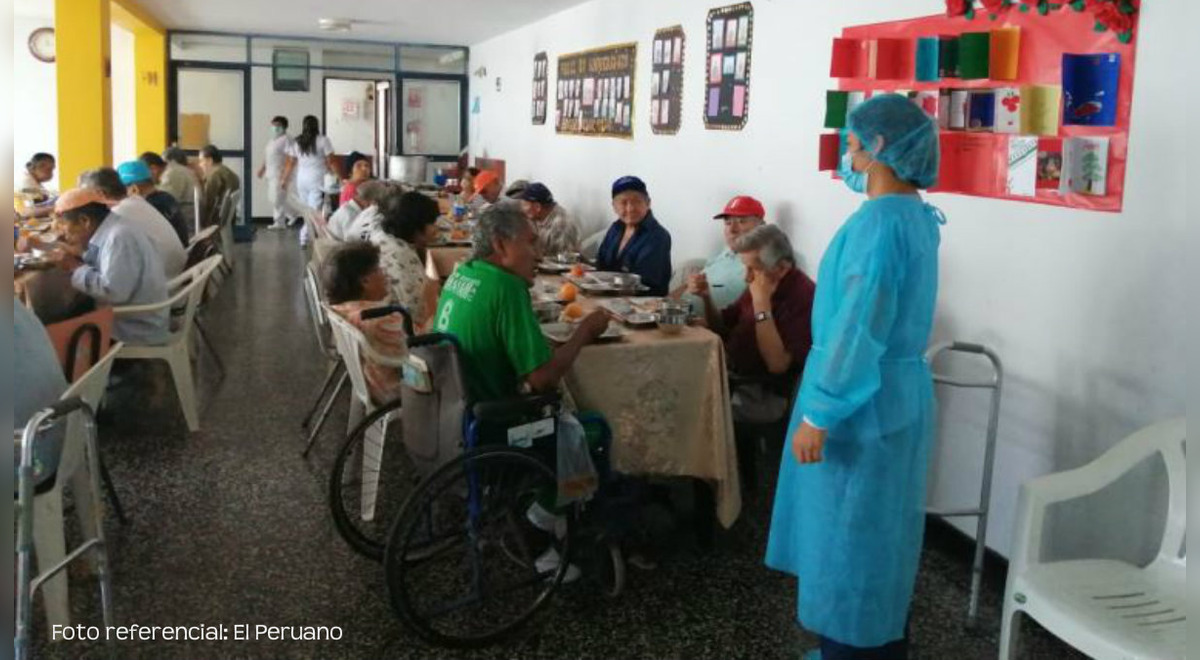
258, 115, 300, 229
282, 114, 336, 245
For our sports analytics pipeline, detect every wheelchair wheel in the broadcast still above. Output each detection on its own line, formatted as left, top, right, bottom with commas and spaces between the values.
329, 398, 420, 560
384, 445, 577, 648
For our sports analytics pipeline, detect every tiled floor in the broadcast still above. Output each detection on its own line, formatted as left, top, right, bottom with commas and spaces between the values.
29, 229, 1086, 660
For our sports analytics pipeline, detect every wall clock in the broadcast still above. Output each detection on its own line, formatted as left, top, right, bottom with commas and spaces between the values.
29, 27, 55, 63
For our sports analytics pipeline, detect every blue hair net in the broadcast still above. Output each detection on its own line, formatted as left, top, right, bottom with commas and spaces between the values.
847, 93, 940, 189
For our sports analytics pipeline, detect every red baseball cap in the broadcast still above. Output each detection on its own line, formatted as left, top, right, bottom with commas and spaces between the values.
713, 195, 765, 219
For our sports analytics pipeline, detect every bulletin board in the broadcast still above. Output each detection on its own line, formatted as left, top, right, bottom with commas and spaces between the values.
532, 52, 548, 125
818, 2, 1140, 213
703, 3, 754, 130
555, 43, 637, 139
650, 26, 686, 135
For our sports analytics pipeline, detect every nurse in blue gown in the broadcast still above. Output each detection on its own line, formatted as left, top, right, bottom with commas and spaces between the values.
765, 94, 945, 660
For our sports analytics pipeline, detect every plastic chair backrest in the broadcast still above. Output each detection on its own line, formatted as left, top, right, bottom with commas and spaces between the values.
165, 255, 224, 345
45, 307, 115, 383
53, 343, 121, 485
670, 257, 707, 293
580, 228, 606, 261
324, 307, 373, 410
400, 336, 468, 474
304, 265, 336, 358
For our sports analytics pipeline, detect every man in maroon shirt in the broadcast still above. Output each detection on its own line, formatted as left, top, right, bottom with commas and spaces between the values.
688, 224, 815, 491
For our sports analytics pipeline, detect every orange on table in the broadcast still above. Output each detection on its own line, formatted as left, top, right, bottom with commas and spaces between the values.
559, 282, 578, 302
562, 302, 584, 320
569, 263, 586, 278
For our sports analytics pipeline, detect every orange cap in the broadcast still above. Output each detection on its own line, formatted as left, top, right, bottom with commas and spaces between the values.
472, 170, 499, 193
55, 188, 113, 214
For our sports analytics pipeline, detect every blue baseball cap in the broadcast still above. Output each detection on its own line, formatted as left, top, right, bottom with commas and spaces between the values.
117, 160, 154, 185
611, 175, 648, 199
518, 182, 555, 205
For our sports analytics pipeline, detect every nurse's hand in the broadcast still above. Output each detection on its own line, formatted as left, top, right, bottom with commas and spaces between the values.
791, 422, 827, 464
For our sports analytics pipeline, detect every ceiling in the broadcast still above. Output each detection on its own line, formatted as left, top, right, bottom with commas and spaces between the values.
121, 0, 593, 46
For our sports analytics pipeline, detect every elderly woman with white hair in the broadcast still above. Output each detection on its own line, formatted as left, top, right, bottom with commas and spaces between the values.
688, 223, 815, 487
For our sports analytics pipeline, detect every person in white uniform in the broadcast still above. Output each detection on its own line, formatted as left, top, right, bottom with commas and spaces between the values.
258, 115, 300, 229
282, 114, 336, 247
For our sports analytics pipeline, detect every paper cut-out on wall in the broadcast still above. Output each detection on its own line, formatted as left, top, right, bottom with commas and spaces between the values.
1062, 52, 1120, 126
1007, 135, 1038, 197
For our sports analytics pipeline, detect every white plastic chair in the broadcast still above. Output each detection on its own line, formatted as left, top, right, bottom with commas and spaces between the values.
324, 306, 406, 520
1000, 417, 1186, 660
580, 228, 606, 261
24, 342, 121, 632
300, 264, 348, 457
112, 255, 224, 432
669, 257, 707, 295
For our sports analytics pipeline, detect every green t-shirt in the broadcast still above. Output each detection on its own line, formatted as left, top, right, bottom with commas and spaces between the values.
433, 259, 552, 402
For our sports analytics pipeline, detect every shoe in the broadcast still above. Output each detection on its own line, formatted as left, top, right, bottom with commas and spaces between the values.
628, 552, 659, 571
534, 547, 581, 584
268, 223, 286, 230
526, 501, 560, 533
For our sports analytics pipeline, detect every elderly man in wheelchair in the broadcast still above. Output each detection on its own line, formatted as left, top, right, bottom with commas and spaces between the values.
331, 203, 625, 648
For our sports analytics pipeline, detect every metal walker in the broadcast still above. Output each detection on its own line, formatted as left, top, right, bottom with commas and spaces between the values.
925, 341, 1004, 628
15, 398, 115, 660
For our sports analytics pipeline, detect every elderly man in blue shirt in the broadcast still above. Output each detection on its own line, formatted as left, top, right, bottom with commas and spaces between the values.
595, 176, 672, 296
673, 195, 767, 310
51, 188, 170, 345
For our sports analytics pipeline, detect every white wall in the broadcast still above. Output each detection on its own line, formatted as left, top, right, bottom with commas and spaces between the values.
324, 78, 378, 157
111, 24, 137, 166
14, 15, 59, 190
469, 0, 1187, 562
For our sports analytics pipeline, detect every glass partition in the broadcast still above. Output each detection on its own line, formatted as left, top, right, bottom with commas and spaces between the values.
170, 34, 247, 63
399, 46, 468, 75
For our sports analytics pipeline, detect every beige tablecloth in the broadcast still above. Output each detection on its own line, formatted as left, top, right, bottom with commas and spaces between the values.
546, 277, 741, 527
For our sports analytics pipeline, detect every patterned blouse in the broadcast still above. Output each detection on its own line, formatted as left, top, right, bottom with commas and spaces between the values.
367, 227, 430, 328
534, 204, 582, 257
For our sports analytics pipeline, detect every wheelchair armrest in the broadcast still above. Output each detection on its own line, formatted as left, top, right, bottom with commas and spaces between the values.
472, 393, 561, 423
406, 332, 460, 350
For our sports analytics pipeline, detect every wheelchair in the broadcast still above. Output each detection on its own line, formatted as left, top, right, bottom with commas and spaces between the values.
329, 331, 634, 648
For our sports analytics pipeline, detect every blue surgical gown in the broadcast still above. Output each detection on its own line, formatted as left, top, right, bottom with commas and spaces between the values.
765, 194, 943, 648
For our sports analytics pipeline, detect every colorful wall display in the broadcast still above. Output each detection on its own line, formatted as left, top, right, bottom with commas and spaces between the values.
703, 3, 754, 131
818, 1, 1139, 213
555, 43, 637, 139
532, 51, 548, 125
650, 26, 686, 135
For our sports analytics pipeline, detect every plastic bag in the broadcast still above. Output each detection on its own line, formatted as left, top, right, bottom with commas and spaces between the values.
556, 412, 598, 505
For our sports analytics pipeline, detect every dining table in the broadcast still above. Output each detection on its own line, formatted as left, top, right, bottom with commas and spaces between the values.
420, 227, 741, 525
535, 272, 742, 528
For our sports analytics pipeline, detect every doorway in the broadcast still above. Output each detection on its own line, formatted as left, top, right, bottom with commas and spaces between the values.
323, 77, 392, 179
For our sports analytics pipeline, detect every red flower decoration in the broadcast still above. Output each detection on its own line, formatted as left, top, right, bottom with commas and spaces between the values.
946, 0, 971, 16
980, 0, 1007, 12
1092, 2, 1134, 32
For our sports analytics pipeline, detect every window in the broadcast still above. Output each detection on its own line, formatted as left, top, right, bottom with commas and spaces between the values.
272, 49, 309, 91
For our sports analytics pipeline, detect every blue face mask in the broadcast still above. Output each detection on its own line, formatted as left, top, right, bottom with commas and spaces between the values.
839, 146, 879, 195
839, 150, 867, 194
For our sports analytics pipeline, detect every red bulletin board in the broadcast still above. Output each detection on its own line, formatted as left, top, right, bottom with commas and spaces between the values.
828, 7, 1138, 213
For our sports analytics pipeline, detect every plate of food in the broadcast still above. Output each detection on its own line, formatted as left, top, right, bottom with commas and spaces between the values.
566, 271, 648, 295
15, 253, 55, 272
598, 298, 664, 326
540, 321, 626, 344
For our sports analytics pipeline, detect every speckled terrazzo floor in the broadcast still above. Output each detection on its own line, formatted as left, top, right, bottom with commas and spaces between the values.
28, 229, 1087, 660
